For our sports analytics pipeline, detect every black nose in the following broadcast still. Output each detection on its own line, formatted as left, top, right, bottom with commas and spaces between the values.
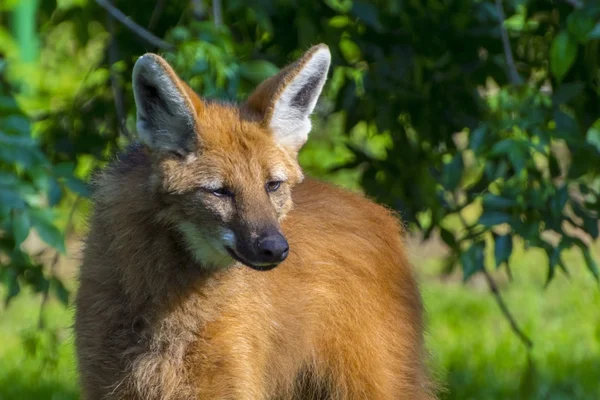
256, 233, 289, 264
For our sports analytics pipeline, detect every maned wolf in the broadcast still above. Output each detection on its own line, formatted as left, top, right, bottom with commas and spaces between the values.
74, 44, 434, 399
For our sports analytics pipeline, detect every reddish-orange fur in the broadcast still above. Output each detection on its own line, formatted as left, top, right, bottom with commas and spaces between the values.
75, 48, 434, 399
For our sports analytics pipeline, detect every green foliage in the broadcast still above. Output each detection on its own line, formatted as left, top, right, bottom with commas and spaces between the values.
1, 0, 599, 316
0, 60, 87, 307
0, 3, 599, 397
318, 0, 600, 287
551, 31, 578, 83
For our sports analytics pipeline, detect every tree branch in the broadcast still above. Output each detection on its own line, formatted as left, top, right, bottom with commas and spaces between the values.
455, 210, 532, 349
212, 0, 222, 26
96, 0, 174, 50
482, 269, 533, 349
38, 251, 59, 330
495, 0, 523, 85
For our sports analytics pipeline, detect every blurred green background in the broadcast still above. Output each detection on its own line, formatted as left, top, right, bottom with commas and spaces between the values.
1, 0, 600, 399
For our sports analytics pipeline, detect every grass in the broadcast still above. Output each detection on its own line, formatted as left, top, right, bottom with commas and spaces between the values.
1, 241, 599, 399
0, 293, 78, 400
422, 241, 600, 400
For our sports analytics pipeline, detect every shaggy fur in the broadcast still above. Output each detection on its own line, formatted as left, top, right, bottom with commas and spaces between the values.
74, 45, 435, 399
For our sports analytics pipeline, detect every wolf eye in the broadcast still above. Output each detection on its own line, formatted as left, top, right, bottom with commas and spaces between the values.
210, 187, 233, 198
266, 181, 282, 193
170, 150, 187, 160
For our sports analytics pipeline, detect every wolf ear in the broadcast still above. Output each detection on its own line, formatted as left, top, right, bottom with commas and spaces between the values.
132, 54, 198, 156
245, 44, 331, 152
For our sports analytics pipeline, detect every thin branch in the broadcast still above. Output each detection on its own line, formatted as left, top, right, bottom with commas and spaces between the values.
455, 209, 532, 349
38, 251, 59, 330
106, 4, 131, 140
96, 0, 174, 50
504, 261, 513, 281
148, 0, 166, 31
495, 0, 523, 85
212, 0, 223, 26
482, 269, 533, 349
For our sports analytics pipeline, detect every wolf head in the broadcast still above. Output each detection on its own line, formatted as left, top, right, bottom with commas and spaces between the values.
131, 45, 331, 271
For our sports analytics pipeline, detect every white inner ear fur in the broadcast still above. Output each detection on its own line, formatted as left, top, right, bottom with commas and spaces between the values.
269, 48, 331, 151
132, 55, 195, 153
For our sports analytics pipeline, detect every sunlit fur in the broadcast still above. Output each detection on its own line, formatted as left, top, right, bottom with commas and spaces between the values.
74, 45, 435, 399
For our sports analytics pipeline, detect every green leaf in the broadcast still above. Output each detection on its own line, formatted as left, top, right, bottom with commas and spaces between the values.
482, 194, 516, 209
191, 59, 209, 75
1, 115, 30, 135
494, 234, 513, 268
0, 172, 19, 187
503, 12, 526, 32
64, 177, 90, 197
53, 162, 76, 178
3, 267, 20, 307
238, 60, 279, 83
508, 146, 528, 174
440, 227, 457, 249
479, 211, 513, 227
569, 146, 595, 179
490, 138, 516, 155
490, 139, 528, 172
550, 185, 569, 217
549, 154, 561, 178
441, 153, 463, 191
0, 188, 26, 210
0, 144, 46, 168
48, 178, 62, 206
339, 38, 362, 64
329, 16, 351, 28
544, 245, 560, 287
23, 264, 48, 293
585, 119, 600, 153
12, 210, 30, 248
324, 0, 353, 13
0, 95, 19, 113
588, 23, 600, 40
554, 110, 580, 140
550, 31, 578, 82
50, 277, 70, 306
351, 0, 384, 32
0, 130, 36, 147
485, 160, 509, 181
567, 12, 596, 43
572, 202, 599, 239
469, 125, 488, 153
461, 242, 485, 282
552, 82, 585, 105
582, 248, 599, 282
30, 213, 66, 254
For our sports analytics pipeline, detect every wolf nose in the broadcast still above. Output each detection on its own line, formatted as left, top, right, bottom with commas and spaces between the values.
256, 233, 289, 264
